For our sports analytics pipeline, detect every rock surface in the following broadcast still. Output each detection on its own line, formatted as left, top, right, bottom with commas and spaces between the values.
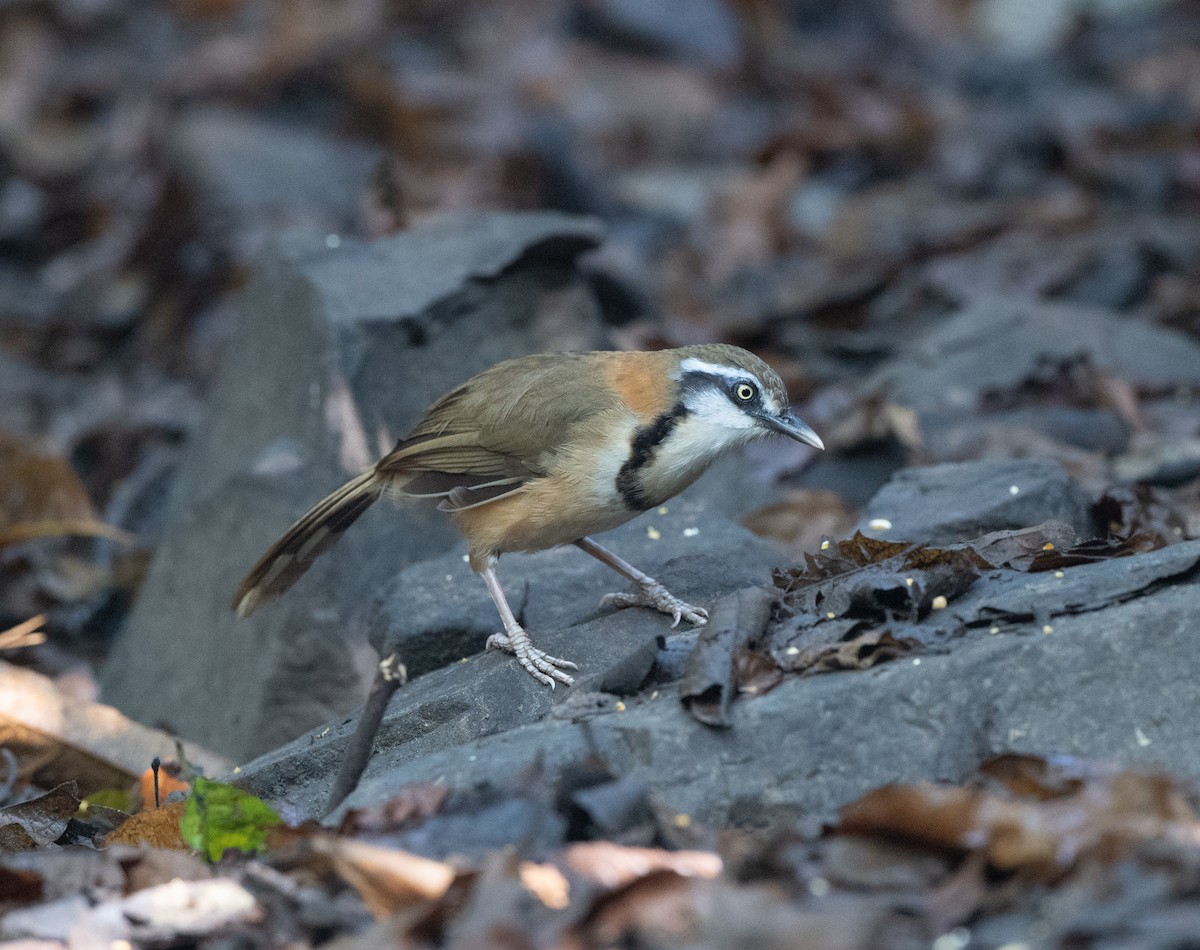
101, 212, 606, 760
237, 536, 1200, 833
859, 457, 1093, 545
169, 108, 380, 257
873, 298, 1200, 415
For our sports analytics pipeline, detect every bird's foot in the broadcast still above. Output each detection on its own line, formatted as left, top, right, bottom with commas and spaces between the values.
601, 579, 709, 628
486, 627, 577, 688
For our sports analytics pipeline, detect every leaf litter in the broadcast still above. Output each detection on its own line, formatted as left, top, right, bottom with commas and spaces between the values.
3, 0, 1200, 943
9, 753, 1200, 948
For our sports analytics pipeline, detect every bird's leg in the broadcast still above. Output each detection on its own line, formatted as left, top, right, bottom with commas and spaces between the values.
479, 564, 577, 688
575, 537, 709, 627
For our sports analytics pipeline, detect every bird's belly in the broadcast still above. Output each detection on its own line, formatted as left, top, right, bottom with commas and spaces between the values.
451, 475, 636, 558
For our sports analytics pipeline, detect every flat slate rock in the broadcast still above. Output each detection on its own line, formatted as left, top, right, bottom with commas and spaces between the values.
873, 297, 1200, 414
235, 534, 1200, 836
860, 457, 1093, 545
101, 211, 606, 761
170, 108, 380, 249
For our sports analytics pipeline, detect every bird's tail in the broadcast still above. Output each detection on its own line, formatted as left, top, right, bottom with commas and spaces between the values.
233, 470, 384, 617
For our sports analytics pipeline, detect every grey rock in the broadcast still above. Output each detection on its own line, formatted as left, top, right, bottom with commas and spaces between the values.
874, 298, 1200, 415
859, 457, 1093, 545
1113, 437, 1200, 487
237, 543, 1200, 828
101, 211, 605, 761
983, 408, 1130, 454
369, 497, 782, 678
575, 0, 743, 68
169, 108, 379, 256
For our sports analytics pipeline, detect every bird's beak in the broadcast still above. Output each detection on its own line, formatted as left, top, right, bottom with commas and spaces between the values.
759, 411, 824, 450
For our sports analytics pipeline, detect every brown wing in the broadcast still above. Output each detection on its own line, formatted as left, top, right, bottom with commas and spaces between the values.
377, 352, 625, 511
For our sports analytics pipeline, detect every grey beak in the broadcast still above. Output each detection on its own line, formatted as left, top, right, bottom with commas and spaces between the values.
760, 411, 824, 450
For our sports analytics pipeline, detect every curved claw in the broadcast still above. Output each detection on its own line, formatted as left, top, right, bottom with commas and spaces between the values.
600, 582, 708, 628
486, 631, 577, 688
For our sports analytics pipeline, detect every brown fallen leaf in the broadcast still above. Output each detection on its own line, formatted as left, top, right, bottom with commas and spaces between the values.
778, 628, 919, 675
960, 521, 1078, 571
680, 587, 775, 727
563, 842, 722, 890
103, 801, 189, 850
0, 782, 80, 852
518, 861, 571, 909
775, 532, 988, 621
311, 833, 458, 919
704, 150, 806, 284
838, 756, 1200, 878
583, 871, 709, 946
1091, 484, 1187, 548
0, 436, 101, 535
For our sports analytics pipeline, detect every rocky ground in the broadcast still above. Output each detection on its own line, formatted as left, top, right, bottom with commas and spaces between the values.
3, 0, 1200, 947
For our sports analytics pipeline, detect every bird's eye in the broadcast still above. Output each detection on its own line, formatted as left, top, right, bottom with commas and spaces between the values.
734, 383, 756, 402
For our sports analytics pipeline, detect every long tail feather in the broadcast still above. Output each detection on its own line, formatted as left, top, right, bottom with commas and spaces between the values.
232, 471, 383, 617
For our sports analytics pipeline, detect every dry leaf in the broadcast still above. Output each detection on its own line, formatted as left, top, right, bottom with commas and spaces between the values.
0, 782, 80, 852
104, 801, 189, 850
312, 834, 457, 918
838, 756, 1200, 877
564, 842, 722, 890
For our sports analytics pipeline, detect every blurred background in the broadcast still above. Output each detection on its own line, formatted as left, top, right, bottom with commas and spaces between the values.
2, 0, 1199, 684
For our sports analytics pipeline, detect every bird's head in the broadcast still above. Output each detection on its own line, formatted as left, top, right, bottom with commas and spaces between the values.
669, 344, 824, 452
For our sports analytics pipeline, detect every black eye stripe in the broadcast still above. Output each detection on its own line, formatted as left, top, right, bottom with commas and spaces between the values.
679, 370, 763, 404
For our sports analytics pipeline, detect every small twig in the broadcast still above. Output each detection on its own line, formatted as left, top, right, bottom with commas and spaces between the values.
0, 520, 136, 549
324, 653, 407, 817
0, 615, 47, 650
151, 756, 161, 808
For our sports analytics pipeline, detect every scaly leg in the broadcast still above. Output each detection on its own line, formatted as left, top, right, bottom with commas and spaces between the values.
575, 537, 709, 628
479, 564, 577, 688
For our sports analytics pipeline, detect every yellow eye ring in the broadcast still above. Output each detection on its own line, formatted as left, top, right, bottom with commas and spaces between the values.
735, 383, 756, 401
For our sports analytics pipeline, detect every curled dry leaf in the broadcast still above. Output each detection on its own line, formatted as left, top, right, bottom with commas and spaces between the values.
0, 782, 80, 852
775, 532, 989, 621
311, 833, 458, 919
680, 587, 775, 727
120, 878, 261, 939
518, 860, 571, 909
103, 801, 189, 850
961, 521, 1078, 571
0, 436, 133, 548
563, 841, 722, 890
837, 755, 1200, 878
777, 628, 919, 675
0, 436, 92, 525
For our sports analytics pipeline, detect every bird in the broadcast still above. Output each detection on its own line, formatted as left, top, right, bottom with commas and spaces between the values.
232, 344, 823, 688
